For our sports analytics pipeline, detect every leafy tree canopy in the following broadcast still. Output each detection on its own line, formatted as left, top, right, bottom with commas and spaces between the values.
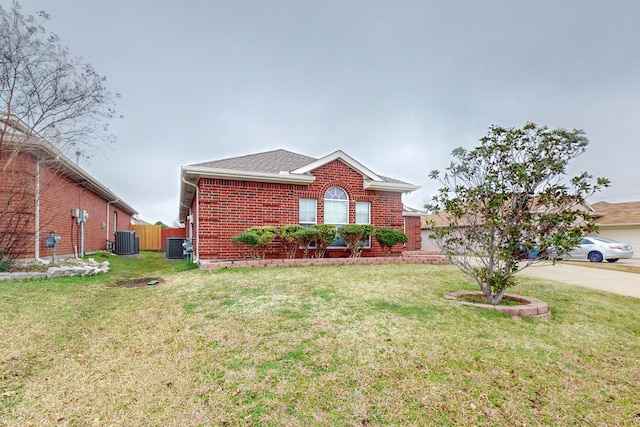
1, 1, 119, 156
426, 122, 609, 304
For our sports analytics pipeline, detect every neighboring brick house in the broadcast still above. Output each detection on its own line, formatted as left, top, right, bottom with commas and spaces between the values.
179, 149, 421, 261
1, 115, 137, 261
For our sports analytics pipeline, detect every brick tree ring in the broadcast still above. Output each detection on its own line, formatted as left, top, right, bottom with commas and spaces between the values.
444, 291, 551, 319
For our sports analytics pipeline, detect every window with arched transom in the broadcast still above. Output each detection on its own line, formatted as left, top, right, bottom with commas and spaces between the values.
324, 186, 348, 246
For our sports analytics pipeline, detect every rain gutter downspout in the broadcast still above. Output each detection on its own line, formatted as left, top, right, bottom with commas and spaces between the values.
181, 177, 199, 263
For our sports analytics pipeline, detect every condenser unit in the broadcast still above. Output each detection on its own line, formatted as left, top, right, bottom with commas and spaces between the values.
166, 238, 186, 259
114, 230, 139, 255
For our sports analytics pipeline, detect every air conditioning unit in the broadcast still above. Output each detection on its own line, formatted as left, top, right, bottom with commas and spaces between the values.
114, 230, 139, 255
166, 238, 186, 259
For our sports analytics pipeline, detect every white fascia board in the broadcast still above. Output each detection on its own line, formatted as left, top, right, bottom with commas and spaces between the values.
596, 223, 640, 228
363, 180, 421, 193
402, 211, 425, 217
291, 150, 384, 182
182, 165, 316, 185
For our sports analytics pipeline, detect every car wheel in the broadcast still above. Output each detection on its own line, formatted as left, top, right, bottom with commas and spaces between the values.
606, 258, 619, 263
588, 251, 604, 263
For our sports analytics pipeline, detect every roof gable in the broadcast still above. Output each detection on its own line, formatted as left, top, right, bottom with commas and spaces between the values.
291, 150, 383, 182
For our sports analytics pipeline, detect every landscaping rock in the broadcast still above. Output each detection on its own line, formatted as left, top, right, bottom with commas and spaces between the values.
2, 256, 110, 281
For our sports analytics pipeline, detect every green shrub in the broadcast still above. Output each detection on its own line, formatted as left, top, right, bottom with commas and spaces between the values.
0, 251, 10, 272
231, 232, 261, 259
310, 224, 337, 258
374, 228, 408, 256
294, 227, 320, 258
338, 224, 374, 258
279, 225, 305, 259
245, 226, 277, 259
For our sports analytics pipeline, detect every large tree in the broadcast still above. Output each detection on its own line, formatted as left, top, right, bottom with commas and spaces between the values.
1, 1, 119, 265
1, 1, 118, 154
426, 122, 609, 304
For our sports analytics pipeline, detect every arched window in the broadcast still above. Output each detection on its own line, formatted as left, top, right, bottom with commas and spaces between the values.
324, 186, 348, 223
324, 186, 348, 247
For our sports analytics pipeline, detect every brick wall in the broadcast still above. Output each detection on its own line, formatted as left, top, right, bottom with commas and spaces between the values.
403, 215, 422, 250
195, 159, 414, 260
0, 150, 133, 260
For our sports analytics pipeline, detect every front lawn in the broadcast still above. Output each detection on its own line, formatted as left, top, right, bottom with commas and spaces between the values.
1, 252, 639, 426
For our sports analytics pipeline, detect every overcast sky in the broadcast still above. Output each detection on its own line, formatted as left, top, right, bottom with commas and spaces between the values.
11, 0, 640, 225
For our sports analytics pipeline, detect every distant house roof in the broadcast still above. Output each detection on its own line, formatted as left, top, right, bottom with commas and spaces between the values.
421, 200, 598, 229
1, 114, 137, 215
592, 201, 640, 226
180, 149, 420, 220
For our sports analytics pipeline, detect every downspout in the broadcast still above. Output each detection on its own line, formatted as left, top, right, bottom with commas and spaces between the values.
181, 177, 199, 263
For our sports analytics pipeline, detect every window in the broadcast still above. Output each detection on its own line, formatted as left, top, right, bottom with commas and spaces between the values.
356, 201, 370, 224
325, 187, 348, 247
356, 201, 371, 248
299, 198, 317, 226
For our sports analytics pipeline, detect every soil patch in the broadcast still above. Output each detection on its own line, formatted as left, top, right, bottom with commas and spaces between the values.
456, 293, 525, 306
115, 277, 162, 288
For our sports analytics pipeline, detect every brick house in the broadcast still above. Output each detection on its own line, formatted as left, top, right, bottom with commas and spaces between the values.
179, 149, 422, 261
1, 115, 137, 262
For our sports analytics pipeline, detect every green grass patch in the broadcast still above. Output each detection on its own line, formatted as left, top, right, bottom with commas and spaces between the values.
1, 253, 639, 426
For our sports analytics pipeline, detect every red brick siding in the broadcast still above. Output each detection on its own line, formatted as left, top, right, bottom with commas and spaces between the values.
403, 216, 422, 251
0, 150, 37, 259
0, 150, 133, 260
160, 227, 187, 253
195, 159, 411, 260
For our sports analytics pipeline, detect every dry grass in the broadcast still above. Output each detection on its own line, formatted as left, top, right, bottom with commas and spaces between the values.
1, 253, 639, 426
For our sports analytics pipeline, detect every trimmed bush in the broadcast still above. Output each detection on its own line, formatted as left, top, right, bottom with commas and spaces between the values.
338, 224, 374, 258
294, 227, 320, 258
310, 224, 337, 258
374, 228, 408, 256
231, 226, 277, 259
279, 225, 305, 259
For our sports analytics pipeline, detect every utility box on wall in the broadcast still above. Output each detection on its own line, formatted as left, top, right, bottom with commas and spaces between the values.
114, 230, 139, 255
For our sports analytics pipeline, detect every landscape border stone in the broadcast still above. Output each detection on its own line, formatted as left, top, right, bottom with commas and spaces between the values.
0, 259, 110, 281
444, 290, 551, 319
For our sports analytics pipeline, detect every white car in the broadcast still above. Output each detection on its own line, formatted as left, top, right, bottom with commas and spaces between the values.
564, 237, 634, 263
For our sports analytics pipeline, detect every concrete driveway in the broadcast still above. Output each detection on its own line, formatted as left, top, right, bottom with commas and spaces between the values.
519, 259, 640, 298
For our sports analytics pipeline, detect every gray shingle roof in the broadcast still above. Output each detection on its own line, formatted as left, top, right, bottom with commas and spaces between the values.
193, 149, 317, 174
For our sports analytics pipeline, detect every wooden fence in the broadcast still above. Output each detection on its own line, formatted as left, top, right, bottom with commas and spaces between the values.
131, 224, 162, 251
